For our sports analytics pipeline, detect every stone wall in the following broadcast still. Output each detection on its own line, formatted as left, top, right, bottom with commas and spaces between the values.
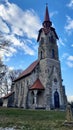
14, 65, 39, 108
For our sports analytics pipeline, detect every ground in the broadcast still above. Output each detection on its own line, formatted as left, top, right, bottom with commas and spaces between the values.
0, 108, 73, 130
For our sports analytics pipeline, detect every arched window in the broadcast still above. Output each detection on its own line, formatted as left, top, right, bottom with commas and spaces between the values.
52, 49, 55, 58
54, 91, 60, 108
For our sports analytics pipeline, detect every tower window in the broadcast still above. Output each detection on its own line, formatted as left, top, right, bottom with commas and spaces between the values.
54, 78, 57, 83
52, 49, 55, 58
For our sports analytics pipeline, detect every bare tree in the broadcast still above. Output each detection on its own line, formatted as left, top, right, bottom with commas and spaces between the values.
0, 60, 8, 96
0, 34, 22, 97
0, 34, 10, 97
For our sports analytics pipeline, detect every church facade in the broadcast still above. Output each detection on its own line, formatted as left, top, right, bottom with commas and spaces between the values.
13, 5, 67, 109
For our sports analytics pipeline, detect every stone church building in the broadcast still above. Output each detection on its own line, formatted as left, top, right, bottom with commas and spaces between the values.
13, 5, 67, 109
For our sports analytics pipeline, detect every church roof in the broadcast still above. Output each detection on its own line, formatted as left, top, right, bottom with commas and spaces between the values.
29, 79, 45, 90
14, 60, 39, 81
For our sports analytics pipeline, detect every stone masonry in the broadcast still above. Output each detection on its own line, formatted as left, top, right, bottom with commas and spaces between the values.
13, 5, 67, 110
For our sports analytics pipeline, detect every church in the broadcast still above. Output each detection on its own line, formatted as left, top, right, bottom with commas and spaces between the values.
13, 5, 67, 109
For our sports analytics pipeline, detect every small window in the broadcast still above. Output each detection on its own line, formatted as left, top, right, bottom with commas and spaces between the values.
26, 80, 29, 87
54, 78, 57, 83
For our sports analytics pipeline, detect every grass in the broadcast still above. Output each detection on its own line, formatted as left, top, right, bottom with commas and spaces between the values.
0, 107, 73, 130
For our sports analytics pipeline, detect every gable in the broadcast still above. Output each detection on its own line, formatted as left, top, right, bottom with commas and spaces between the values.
29, 79, 45, 90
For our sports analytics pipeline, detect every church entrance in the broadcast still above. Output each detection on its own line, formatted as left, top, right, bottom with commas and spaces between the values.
54, 91, 60, 109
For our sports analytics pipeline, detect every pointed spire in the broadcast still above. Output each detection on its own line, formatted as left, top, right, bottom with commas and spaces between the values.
43, 4, 52, 28
44, 3, 50, 22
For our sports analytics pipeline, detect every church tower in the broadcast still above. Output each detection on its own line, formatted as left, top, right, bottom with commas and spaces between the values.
37, 5, 67, 109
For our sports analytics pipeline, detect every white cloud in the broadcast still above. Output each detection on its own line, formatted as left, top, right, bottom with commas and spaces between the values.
66, 61, 73, 67
67, 55, 73, 61
8, 66, 14, 71
61, 53, 69, 61
0, 0, 41, 61
67, 95, 73, 102
66, 55, 73, 68
67, 0, 73, 8
50, 11, 58, 18
65, 16, 73, 34
0, 2, 41, 38
61, 53, 73, 68
4, 34, 35, 55
57, 37, 65, 47
0, 18, 10, 33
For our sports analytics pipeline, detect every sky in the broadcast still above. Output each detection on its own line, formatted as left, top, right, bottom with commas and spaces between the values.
0, 0, 73, 102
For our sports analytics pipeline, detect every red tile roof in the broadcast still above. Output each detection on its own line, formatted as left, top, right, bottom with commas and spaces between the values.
29, 79, 45, 90
14, 60, 39, 81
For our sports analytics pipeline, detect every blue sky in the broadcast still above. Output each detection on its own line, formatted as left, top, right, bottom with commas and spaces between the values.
0, 0, 73, 101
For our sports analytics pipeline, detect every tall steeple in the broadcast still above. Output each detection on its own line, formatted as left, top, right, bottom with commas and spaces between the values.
37, 4, 58, 42
44, 4, 50, 21
43, 4, 52, 28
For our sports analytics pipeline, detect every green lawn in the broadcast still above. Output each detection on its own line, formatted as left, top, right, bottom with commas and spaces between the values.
0, 107, 72, 130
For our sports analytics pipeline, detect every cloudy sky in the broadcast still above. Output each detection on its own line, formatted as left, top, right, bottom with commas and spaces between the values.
0, 0, 73, 102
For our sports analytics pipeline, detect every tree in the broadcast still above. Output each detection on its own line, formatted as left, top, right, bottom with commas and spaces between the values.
0, 34, 11, 96
0, 61, 22, 97
0, 34, 22, 97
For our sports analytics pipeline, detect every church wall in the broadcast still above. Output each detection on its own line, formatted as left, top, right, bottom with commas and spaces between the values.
38, 31, 59, 61
14, 64, 39, 108
37, 91, 45, 107
38, 57, 65, 109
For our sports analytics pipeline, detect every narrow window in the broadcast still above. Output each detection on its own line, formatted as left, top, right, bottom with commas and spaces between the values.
21, 84, 23, 95
54, 91, 60, 108
54, 78, 57, 83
